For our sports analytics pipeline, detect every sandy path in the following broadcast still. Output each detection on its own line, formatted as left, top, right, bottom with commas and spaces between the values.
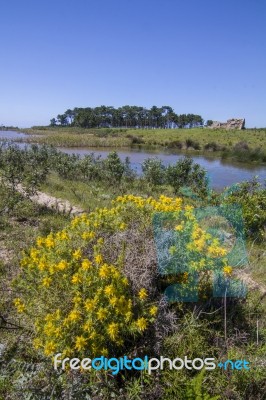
16, 184, 84, 216
235, 270, 266, 299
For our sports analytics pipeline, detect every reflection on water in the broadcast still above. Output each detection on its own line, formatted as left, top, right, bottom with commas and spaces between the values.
1, 133, 265, 189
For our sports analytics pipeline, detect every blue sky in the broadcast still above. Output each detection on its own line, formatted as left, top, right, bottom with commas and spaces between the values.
0, 0, 265, 128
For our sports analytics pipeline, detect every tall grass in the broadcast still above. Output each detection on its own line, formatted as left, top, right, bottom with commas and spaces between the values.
18, 127, 266, 162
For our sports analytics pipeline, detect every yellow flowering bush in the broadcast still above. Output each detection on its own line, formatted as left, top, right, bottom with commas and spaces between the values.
13, 194, 232, 359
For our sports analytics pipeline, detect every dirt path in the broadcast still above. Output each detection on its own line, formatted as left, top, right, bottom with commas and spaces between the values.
235, 270, 266, 299
16, 184, 84, 216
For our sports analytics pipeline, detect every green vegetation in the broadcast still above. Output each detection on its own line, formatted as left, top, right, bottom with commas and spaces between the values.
0, 144, 265, 399
19, 126, 266, 163
50, 105, 203, 129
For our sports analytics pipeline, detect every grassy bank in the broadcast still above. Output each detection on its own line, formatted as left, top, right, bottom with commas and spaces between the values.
20, 126, 266, 149
19, 126, 266, 163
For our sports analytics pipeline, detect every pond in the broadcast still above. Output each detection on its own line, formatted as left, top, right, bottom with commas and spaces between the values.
0, 130, 29, 140
61, 146, 266, 189
1, 131, 266, 189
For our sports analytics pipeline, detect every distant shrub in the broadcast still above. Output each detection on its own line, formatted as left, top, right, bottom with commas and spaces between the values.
167, 140, 182, 149
129, 135, 145, 145
185, 139, 201, 150
204, 142, 219, 151
233, 141, 249, 151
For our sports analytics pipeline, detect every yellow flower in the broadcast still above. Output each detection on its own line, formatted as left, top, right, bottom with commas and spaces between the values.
13, 298, 26, 313
82, 231, 95, 240
75, 336, 87, 351
136, 317, 147, 331
99, 264, 110, 278
60, 231, 69, 240
119, 222, 126, 230
95, 254, 103, 264
33, 338, 42, 349
73, 295, 82, 304
194, 238, 205, 251
84, 299, 96, 312
38, 260, 47, 271
101, 348, 108, 356
112, 270, 121, 279
30, 248, 38, 261
54, 328, 62, 338
42, 277, 52, 287
138, 288, 148, 301
107, 322, 119, 340
175, 224, 184, 232
125, 311, 133, 322
122, 277, 129, 286
73, 249, 82, 260
149, 306, 158, 317
207, 245, 227, 257
83, 320, 93, 332
71, 273, 82, 284
96, 308, 108, 321
45, 236, 55, 249
104, 284, 116, 297
89, 331, 97, 340
57, 260, 68, 271
44, 313, 54, 322
44, 341, 56, 356
68, 309, 81, 322
223, 266, 233, 277
81, 259, 92, 270
36, 237, 44, 247
109, 296, 118, 307
44, 321, 55, 336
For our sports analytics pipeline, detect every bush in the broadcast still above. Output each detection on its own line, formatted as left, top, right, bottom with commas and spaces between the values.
13, 195, 232, 362
103, 151, 125, 182
233, 141, 249, 151
142, 158, 166, 185
185, 139, 201, 150
128, 135, 145, 145
167, 140, 182, 149
204, 142, 219, 151
166, 157, 208, 196
220, 179, 266, 241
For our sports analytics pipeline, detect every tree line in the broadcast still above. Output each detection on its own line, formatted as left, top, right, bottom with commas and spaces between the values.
50, 105, 204, 129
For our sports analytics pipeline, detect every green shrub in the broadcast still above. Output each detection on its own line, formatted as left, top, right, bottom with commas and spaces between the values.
221, 179, 266, 241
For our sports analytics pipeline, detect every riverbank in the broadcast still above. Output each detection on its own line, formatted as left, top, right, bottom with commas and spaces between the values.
18, 126, 266, 164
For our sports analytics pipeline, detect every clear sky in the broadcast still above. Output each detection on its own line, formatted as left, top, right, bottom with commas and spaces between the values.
0, 0, 265, 128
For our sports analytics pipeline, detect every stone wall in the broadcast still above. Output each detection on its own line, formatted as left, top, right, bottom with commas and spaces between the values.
209, 118, 245, 130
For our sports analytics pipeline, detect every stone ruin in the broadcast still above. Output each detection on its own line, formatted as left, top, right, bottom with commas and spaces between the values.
209, 118, 245, 130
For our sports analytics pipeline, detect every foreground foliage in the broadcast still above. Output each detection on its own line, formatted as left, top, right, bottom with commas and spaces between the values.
0, 144, 265, 399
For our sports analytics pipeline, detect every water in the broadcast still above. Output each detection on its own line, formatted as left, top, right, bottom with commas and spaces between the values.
61, 146, 266, 189
1, 132, 266, 189
0, 130, 29, 140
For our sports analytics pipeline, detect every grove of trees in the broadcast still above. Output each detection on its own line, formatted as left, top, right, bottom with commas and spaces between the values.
50, 105, 204, 129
